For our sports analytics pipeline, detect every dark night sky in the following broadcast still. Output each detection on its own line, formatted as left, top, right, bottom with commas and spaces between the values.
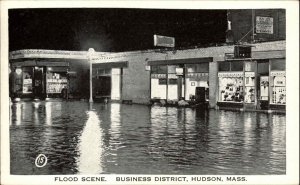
9, 8, 227, 52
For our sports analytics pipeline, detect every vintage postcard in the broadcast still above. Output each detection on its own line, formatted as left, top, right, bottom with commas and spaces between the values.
1, 0, 299, 185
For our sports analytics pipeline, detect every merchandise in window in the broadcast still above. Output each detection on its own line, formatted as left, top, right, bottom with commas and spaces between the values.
270, 71, 286, 104
260, 76, 269, 101
218, 72, 244, 102
22, 68, 33, 94
244, 72, 255, 103
47, 72, 68, 93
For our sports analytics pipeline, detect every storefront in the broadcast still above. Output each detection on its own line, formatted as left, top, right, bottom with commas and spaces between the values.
10, 61, 69, 99
46, 67, 69, 98
149, 58, 211, 103
217, 58, 286, 110
92, 61, 127, 101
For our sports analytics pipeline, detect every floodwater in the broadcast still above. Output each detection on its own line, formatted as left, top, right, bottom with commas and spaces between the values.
9, 101, 286, 175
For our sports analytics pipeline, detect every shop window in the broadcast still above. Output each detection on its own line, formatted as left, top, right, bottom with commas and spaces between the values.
244, 62, 256, 71
186, 63, 209, 73
257, 61, 269, 74
22, 67, 33, 94
218, 73, 244, 102
97, 68, 111, 76
167, 65, 177, 74
231, 62, 244, 71
270, 71, 286, 104
219, 62, 230, 71
169, 78, 177, 85
151, 65, 167, 74
271, 59, 285, 71
46, 71, 68, 94
260, 76, 269, 101
244, 72, 255, 103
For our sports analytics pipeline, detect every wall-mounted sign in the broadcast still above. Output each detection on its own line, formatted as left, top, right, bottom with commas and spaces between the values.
256, 16, 273, 34
145, 65, 151, 71
225, 53, 235, 60
154, 34, 175, 48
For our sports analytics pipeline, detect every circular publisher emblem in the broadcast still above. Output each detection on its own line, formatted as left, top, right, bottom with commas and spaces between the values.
35, 154, 47, 168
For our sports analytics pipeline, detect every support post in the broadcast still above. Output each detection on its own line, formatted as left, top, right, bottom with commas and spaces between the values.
88, 48, 95, 103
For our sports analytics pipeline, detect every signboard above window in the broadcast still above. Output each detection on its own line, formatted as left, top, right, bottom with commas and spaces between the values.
256, 16, 274, 34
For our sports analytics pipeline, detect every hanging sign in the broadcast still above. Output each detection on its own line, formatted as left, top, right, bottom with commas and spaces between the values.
256, 16, 274, 34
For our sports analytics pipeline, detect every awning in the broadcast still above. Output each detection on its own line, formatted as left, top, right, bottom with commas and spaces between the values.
10, 60, 69, 67
93, 61, 128, 69
148, 57, 213, 66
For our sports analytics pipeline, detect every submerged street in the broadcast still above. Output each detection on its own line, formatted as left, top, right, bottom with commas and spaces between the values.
10, 101, 286, 175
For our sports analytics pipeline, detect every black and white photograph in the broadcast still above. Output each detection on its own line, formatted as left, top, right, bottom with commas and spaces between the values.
1, 1, 299, 185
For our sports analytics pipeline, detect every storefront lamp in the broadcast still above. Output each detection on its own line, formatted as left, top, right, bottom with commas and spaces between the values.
16, 68, 22, 75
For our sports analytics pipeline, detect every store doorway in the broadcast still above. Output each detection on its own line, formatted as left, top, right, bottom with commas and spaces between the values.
95, 76, 111, 97
33, 67, 45, 99
257, 60, 269, 109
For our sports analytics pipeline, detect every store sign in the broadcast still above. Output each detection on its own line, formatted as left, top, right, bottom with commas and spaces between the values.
151, 74, 167, 79
225, 53, 234, 60
154, 34, 175, 47
244, 72, 255, 77
270, 71, 285, 77
256, 16, 273, 34
186, 73, 209, 78
218, 72, 243, 78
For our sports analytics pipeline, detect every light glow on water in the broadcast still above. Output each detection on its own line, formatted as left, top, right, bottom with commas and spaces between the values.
45, 102, 52, 125
77, 110, 103, 174
15, 103, 22, 126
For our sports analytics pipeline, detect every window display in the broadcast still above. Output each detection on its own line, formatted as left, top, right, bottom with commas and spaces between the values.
244, 72, 255, 103
218, 72, 244, 102
270, 71, 286, 104
47, 72, 68, 93
22, 68, 33, 94
260, 76, 269, 101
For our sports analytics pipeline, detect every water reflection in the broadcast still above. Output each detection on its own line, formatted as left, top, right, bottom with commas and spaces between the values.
15, 103, 22, 126
33, 102, 40, 125
76, 108, 103, 174
109, 103, 122, 150
10, 102, 286, 175
45, 102, 52, 125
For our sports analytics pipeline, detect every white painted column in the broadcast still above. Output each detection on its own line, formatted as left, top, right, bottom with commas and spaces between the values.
111, 68, 121, 100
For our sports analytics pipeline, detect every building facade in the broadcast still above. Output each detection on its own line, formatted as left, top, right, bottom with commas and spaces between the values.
9, 9, 286, 111
9, 40, 285, 111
